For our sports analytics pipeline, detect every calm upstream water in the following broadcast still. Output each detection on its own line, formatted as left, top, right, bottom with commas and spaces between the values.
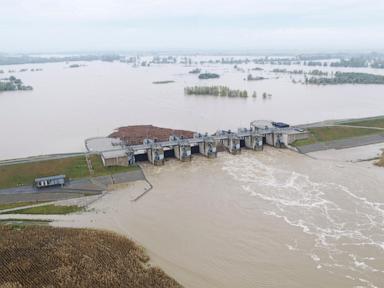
1, 58, 384, 159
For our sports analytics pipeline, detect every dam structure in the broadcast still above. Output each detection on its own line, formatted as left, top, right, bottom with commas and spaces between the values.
86, 121, 309, 167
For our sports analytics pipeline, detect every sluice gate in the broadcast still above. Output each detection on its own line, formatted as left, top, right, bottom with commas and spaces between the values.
86, 121, 309, 167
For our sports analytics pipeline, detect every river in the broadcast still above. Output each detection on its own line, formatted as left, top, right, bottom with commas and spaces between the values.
48, 148, 384, 288
1, 57, 384, 159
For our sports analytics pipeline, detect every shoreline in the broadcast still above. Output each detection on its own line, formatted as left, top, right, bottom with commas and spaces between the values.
1, 115, 383, 163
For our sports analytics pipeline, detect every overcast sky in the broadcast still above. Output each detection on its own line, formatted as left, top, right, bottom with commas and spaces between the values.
1, 0, 384, 53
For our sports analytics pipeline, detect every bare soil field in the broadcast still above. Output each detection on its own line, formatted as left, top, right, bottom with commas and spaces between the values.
109, 125, 194, 145
0, 226, 182, 288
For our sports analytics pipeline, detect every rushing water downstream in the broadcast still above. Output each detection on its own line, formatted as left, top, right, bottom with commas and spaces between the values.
1, 58, 384, 159
46, 148, 384, 288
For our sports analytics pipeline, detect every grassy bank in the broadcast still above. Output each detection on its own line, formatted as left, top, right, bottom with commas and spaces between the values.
339, 116, 384, 128
0, 201, 47, 211
0, 219, 51, 227
0, 156, 88, 189
0, 226, 182, 288
0, 155, 138, 189
2, 204, 83, 215
292, 126, 383, 147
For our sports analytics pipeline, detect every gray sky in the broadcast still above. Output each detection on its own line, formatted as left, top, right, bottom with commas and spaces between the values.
1, 0, 384, 53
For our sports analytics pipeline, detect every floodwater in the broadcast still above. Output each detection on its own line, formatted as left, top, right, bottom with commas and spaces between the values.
1, 58, 384, 159
49, 148, 384, 288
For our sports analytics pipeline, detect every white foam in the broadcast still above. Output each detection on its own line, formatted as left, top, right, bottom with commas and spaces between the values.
222, 156, 384, 287
310, 254, 321, 262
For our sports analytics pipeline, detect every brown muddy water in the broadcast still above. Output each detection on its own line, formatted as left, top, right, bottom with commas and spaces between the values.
50, 148, 384, 288
1, 59, 384, 159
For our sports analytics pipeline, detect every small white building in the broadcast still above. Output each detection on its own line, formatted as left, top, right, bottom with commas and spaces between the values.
35, 175, 66, 188
101, 150, 129, 167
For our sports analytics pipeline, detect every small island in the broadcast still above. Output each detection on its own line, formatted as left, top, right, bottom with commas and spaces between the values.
198, 73, 220, 79
0, 76, 33, 92
184, 86, 249, 97
69, 64, 82, 68
305, 72, 384, 85
189, 68, 201, 74
152, 80, 175, 84
247, 74, 266, 81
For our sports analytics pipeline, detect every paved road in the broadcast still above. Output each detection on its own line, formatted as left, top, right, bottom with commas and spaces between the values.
332, 124, 384, 130
297, 134, 384, 154
0, 170, 145, 204
0, 152, 85, 166
0, 193, 105, 214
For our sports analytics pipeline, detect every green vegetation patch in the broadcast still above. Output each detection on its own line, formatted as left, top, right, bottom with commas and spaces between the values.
0, 76, 33, 91
185, 86, 249, 97
0, 219, 51, 229
3, 204, 83, 215
305, 72, 384, 85
292, 126, 383, 147
198, 72, 220, 79
0, 201, 48, 211
0, 156, 89, 189
89, 155, 139, 176
0, 155, 139, 189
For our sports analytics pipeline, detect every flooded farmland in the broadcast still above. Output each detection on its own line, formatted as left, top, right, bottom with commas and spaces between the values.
1, 58, 384, 159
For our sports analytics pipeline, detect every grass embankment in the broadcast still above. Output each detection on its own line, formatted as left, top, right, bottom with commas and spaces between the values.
0, 219, 51, 227
292, 126, 382, 147
0, 155, 138, 189
293, 117, 384, 147
0, 226, 182, 288
2, 204, 82, 215
339, 117, 384, 128
0, 156, 88, 189
0, 201, 48, 211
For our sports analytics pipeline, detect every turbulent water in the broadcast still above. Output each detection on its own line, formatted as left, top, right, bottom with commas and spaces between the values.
55, 148, 384, 288
1, 57, 384, 159
222, 155, 384, 288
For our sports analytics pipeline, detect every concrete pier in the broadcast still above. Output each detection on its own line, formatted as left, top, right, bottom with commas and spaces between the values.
170, 136, 192, 161
217, 131, 241, 155
238, 128, 264, 151
145, 140, 165, 166
244, 134, 263, 150
197, 134, 217, 158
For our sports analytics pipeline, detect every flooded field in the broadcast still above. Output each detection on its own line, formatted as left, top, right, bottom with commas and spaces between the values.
1, 59, 384, 159
38, 147, 384, 288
